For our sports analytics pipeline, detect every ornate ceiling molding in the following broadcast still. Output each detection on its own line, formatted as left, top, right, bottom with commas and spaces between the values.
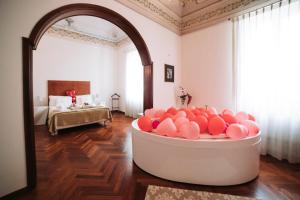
178, 0, 213, 8
117, 0, 181, 34
45, 27, 131, 47
182, 0, 257, 33
116, 0, 279, 35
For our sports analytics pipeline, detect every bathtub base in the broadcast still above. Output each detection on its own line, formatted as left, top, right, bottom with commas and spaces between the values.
132, 120, 261, 186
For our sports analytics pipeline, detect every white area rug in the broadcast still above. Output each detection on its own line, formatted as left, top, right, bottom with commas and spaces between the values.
145, 185, 258, 200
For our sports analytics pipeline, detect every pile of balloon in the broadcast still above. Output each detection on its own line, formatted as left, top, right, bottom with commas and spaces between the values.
137, 106, 260, 140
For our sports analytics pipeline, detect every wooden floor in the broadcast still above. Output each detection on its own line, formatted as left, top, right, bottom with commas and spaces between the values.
17, 113, 300, 200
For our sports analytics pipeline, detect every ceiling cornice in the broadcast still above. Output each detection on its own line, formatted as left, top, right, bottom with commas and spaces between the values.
116, 0, 280, 35
117, 0, 181, 34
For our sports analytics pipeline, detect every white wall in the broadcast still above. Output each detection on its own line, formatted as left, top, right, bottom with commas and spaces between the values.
33, 34, 116, 107
0, 0, 181, 196
182, 21, 233, 112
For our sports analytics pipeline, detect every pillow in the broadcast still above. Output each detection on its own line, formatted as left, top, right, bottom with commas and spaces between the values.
49, 96, 72, 107
76, 95, 92, 105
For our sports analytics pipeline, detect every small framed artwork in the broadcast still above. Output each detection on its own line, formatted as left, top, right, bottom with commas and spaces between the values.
164, 64, 174, 82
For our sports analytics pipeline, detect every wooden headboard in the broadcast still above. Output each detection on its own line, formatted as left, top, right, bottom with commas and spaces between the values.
48, 80, 90, 96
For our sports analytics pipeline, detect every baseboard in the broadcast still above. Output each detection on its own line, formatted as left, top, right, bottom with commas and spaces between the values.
0, 186, 30, 200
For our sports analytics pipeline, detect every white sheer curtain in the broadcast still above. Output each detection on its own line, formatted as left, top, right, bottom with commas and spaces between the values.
124, 50, 143, 118
234, 0, 300, 163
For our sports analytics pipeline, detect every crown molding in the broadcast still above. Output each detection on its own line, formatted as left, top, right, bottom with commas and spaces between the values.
117, 0, 181, 34
46, 27, 131, 47
116, 0, 280, 35
181, 0, 275, 34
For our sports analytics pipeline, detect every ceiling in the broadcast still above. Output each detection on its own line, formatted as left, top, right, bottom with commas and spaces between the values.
53, 16, 128, 42
49, 1, 279, 37
116, 0, 279, 35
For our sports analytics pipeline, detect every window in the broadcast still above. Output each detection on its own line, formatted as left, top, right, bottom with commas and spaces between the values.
234, 0, 300, 163
125, 50, 143, 117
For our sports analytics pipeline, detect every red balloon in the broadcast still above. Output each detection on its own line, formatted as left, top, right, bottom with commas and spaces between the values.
152, 120, 160, 129
199, 112, 209, 119
187, 112, 196, 121
208, 116, 226, 135
208, 114, 218, 121
137, 116, 152, 132
193, 115, 208, 133
184, 109, 193, 116
159, 113, 173, 122
192, 109, 201, 116
221, 114, 238, 124
166, 107, 177, 115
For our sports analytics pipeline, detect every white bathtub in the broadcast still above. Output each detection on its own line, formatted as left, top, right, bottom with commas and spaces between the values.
131, 120, 261, 186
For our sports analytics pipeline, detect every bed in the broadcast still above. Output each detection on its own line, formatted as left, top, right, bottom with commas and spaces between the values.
47, 80, 112, 135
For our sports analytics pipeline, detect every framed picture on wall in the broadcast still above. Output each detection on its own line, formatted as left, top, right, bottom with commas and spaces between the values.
164, 64, 174, 82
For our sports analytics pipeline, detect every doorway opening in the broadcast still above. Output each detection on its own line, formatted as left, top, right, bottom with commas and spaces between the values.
23, 3, 153, 189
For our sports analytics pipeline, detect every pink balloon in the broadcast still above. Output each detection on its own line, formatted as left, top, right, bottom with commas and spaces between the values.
207, 107, 218, 115
145, 108, 156, 118
240, 120, 260, 136
221, 114, 238, 124
222, 108, 234, 116
156, 118, 177, 137
248, 114, 256, 122
174, 111, 187, 120
179, 121, 200, 140
174, 117, 189, 130
236, 111, 249, 122
226, 124, 249, 139
154, 109, 165, 118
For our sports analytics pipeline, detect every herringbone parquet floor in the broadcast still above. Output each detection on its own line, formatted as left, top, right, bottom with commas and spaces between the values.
17, 113, 300, 200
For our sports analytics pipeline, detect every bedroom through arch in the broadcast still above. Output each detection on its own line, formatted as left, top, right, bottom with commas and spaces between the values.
22, 4, 153, 189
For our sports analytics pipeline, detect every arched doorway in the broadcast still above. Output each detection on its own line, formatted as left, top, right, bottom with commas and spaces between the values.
22, 3, 153, 189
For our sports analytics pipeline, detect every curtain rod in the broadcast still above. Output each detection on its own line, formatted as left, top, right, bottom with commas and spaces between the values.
228, 0, 295, 20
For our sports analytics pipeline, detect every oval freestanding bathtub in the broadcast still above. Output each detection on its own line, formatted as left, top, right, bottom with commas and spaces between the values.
131, 120, 261, 186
